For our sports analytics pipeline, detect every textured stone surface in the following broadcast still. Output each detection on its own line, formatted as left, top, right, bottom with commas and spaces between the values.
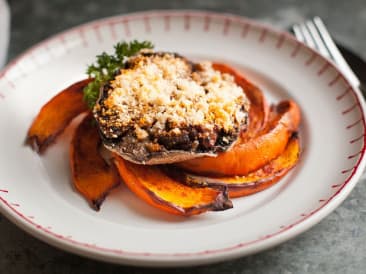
2, 0, 366, 273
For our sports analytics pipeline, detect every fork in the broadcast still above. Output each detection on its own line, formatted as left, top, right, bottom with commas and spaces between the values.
292, 16, 365, 94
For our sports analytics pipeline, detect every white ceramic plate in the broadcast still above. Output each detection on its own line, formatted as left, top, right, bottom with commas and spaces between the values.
0, 10, 365, 267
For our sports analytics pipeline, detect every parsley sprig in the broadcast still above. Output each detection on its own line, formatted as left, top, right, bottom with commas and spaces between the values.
83, 40, 154, 108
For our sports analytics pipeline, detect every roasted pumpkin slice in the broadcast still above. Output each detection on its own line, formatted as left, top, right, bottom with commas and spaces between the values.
177, 134, 300, 198
27, 78, 92, 153
212, 63, 269, 139
70, 114, 120, 210
177, 100, 301, 176
114, 156, 233, 216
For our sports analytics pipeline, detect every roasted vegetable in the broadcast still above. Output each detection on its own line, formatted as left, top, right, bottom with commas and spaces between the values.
173, 134, 300, 198
70, 115, 120, 210
27, 79, 91, 153
177, 100, 301, 176
114, 156, 233, 216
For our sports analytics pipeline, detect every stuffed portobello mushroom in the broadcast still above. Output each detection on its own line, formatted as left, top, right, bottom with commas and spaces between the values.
93, 51, 250, 164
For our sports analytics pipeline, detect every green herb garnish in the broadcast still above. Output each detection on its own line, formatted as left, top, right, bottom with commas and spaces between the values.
83, 40, 154, 108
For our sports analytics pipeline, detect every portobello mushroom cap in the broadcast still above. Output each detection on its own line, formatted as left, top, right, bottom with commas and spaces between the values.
93, 51, 250, 164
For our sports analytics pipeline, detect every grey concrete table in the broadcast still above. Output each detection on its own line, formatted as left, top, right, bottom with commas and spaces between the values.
2, 0, 366, 273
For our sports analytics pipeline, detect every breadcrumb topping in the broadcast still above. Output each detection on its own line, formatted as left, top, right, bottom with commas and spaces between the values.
94, 52, 249, 141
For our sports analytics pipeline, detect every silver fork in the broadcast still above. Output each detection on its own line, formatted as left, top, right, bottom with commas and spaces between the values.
292, 16, 365, 94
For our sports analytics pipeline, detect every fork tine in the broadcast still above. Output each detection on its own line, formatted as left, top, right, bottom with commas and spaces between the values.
313, 17, 344, 61
298, 23, 316, 49
292, 25, 305, 43
313, 17, 360, 86
292, 17, 361, 89
305, 20, 331, 58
